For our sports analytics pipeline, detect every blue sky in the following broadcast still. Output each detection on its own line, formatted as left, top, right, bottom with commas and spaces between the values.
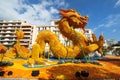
0, 0, 120, 41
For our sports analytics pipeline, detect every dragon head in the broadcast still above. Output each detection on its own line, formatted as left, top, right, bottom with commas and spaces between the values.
59, 9, 89, 32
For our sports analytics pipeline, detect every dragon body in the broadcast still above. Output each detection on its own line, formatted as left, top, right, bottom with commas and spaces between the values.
31, 9, 104, 60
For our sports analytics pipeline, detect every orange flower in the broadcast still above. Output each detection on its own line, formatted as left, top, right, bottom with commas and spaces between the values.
0, 45, 7, 54
16, 29, 24, 39
0, 45, 7, 62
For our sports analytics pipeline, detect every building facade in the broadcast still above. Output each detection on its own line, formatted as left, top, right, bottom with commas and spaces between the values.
0, 20, 33, 49
106, 39, 117, 46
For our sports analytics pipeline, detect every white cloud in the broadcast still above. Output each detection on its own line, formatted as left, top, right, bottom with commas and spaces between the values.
93, 24, 103, 31
0, 0, 68, 25
93, 14, 120, 31
114, 0, 120, 8
112, 29, 117, 33
0, 0, 19, 20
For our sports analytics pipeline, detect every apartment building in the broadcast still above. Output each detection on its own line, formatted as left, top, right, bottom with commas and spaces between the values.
0, 20, 33, 49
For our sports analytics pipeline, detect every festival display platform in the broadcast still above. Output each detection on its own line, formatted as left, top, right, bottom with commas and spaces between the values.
0, 56, 120, 80
0, 9, 120, 80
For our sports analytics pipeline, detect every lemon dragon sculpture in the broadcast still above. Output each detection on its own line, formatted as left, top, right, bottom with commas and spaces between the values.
30, 9, 104, 62
5, 9, 104, 65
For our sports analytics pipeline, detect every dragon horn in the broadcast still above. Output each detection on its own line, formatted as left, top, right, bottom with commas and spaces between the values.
98, 34, 104, 47
97, 34, 104, 54
92, 33, 97, 43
